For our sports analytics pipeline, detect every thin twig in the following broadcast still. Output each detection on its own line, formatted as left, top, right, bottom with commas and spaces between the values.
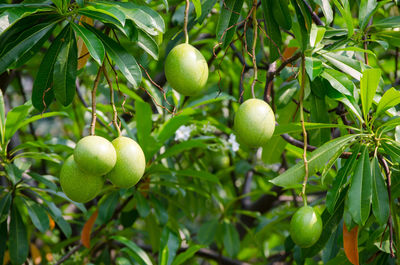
300, 55, 309, 205
250, 0, 258, 98
184, 0, 190, 44
102, 67, 121, 136
302, 0, 324, 26
90, 64, 104, 136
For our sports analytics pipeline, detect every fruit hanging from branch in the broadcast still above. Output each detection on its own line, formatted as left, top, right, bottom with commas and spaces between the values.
290, 205, 323, 248
234, 98, 275, 147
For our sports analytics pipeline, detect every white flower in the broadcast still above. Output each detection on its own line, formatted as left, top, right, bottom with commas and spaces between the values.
228, 134, 240, 152
174, 125, 192, 141
201, 122, 216, 134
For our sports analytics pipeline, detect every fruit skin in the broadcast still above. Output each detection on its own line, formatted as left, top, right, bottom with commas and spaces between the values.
210, 152, 230, 170
290, 206, 323, 248
60, 156, 104, 203
107, 137, 146, 188
234, 98, 275, 147
164, 43, 208, 96
73, 135, 117, 176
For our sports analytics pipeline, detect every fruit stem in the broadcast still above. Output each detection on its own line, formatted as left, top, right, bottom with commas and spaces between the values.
250, 0, 258, 98
183, 0, 190, 44
90, 64, 104, 136
103, 66, 122, 137
300, 55, 309, 206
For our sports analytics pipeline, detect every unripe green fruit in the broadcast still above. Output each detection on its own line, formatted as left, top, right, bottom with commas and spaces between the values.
60, 156, 104, 203
234, 98, 275, 147
164, 43, 208, 96
74, 135, 117, 176
211, 152, 230, 169
290, 206, 323, 248
107, 137, 146, 188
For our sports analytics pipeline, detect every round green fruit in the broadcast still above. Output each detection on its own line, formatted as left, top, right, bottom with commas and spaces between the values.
234, 98, 275, 147
74, 135, 117, 176
210, 152, 230, 170
60, 156, 104, 203
290, 206, 323, 248
164, 43, 208, 96
107, 137, 146, 188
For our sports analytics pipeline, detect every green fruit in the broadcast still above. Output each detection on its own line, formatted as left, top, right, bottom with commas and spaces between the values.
290, 206, 323, 248
211, 152, 230, 169
74, 135, 117, 176
107, 137, 146, 188
234, 98, 275, 147
60, 156, 104, 203
164, 43, 208, 96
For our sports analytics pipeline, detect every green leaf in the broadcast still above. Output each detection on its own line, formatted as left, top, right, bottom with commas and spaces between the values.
46, 200, 72, 238
53, 25, 77, 107
347, 145, 372, 225
261, 136, 287, 164
25, 200, 50, 233
359, 0, 378, 31
4, 101, 31, 143
192, 0, 202, 19
305, 57, 323, 81
84, 24, 142, 88
137, 29, 158, 60
274, 122, 356, 136
159, 227, 180, 265
0, 20, 56, 74
197, 219, 218, 245
326, 146, 360, 214
313, 0, 333, 24
5, 163, 23, 184
9, 203, 29, 265
175, 169, 219, 183
375, 87, 400, 118
78, 3, 125, 27
222, 221, 240, 257
156, 115, 192, 144
271, 0, 292, 30
332, 0, 354, 38
116, 2, 165, 35
261, 0, 282, 61
320, 52, 362, 80
372, 16, 400, 28
0, 192, 11, 223
70, 23, 104, 65
290, 0, 309, 50
0, 90, 5, 144
134, 190, 150, 218
156, 138, 210, 161
360, 68, 381, 120
98, 191, 120, 224
112, 235, 154, 265
32, 24, 70, 111
171, 245, 203, 265
371, 157, 389, 225
28, 172, 58, 191
216, 0, 244, 49
270, 134, 358, 188
309, 24, 326, 48
381, 140, 400, 163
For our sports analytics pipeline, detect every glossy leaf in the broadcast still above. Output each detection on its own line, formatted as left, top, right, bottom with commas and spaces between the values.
25, 200, 50, 233
305, 57, 323, 81
171, 245, 203, 265
176, 169, 219, 183
309, 24, 326, 48
134, 190, 151, 218
4, 101, 31, 143
0, 192, 11, 223
9, 204, 29, 265
112, 235, 153, 265
222, 221, 240, 258
98, 191, 119, 224
0, 20, 56, 74
70, 22, 104, 66
347, 146, 371, 225
159, 227, 180, 265
360, 68, 381, 120
270, 135, 358, 188
371, 158, 389, 225
85, 24, 142, 88
332, 0, 354, 38
46, 201, 72, 238
343, 223, 359, 265
81, 209, 98, 248
313, 0, 333, 24
274, 122, 356, 135
375, 87, 400, 118
32, 24, 70, 111
192, 0, 202, 19
320, 53, 362, 80
53, 25, 77, 107
78, 4, 125, 27
216, 0, 244, 48
137, 29, 159, 60
261, 0, 282, 61
359, 0, 378, 31
373, 16, 400, 28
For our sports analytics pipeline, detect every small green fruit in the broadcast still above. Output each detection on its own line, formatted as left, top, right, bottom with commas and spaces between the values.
74, 135, 117, 176
164, 43, 208, 96
234, 98, 275, 147
290, 206, 323, 248
210, 152, 230, 170
60, 156, 104, 203
107, 137, 146, 188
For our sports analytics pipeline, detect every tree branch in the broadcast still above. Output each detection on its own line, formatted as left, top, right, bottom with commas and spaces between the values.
302, 0, 324, 26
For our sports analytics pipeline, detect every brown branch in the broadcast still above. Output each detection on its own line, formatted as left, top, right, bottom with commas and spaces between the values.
302, 0, 324, 26
90, 64, 104, 136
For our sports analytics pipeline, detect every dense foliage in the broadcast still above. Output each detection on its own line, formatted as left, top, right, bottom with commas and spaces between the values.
0, 0, 399, 264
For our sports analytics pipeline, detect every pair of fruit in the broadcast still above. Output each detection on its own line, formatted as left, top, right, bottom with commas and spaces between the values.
60, 136, 146, 203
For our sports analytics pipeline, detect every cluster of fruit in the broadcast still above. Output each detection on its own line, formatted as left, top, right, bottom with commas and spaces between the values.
60, 136, 145, 203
